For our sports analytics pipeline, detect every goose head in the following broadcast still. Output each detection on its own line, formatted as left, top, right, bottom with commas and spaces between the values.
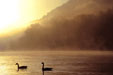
15, 63, 19, 65
41, 62, 44, 64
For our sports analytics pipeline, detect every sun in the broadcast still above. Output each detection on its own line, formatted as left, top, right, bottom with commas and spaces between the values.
0, 0, 20, 34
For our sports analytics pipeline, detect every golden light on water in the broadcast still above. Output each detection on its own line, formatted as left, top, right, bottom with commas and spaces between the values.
0, 0, 68, 36
0, 57, 10, 75
0, 56, 17, 75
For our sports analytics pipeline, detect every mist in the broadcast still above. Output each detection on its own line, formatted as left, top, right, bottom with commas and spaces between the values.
7, 0, 113, 50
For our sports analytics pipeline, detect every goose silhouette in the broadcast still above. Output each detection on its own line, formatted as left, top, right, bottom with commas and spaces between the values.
41, 62, 53, 71
15, 63, 27, 70
41, 62, 53, 75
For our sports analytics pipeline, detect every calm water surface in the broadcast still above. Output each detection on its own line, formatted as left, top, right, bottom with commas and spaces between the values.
0, 51, 113, 75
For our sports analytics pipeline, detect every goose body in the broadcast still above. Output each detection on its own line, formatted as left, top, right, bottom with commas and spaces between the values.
16, 63, 27, 70
42, 67, 53, 71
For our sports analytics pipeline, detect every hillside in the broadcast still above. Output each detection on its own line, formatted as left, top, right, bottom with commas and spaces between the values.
10, 0, 113, 50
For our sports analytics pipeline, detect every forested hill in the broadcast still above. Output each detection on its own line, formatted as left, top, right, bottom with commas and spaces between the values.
10, 0, 113, 50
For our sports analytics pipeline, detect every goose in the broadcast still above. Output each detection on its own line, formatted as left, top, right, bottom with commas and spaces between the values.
41, 62, 53, 71
15, 63, 27, 70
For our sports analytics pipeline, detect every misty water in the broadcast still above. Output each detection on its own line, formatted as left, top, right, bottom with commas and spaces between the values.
0, 51, 113, 75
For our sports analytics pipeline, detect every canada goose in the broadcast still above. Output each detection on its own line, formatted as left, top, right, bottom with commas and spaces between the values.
41, 62, 53, 71
15, 63, 27, 70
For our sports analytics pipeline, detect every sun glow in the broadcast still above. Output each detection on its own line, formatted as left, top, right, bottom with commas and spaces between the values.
0, 0, 68, 36
0, 0, 20, 34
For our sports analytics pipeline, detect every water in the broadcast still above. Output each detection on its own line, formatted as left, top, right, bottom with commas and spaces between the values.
0, 51, 113, 75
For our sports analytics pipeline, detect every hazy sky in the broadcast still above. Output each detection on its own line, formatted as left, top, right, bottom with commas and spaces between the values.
0, 0, 68, 36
